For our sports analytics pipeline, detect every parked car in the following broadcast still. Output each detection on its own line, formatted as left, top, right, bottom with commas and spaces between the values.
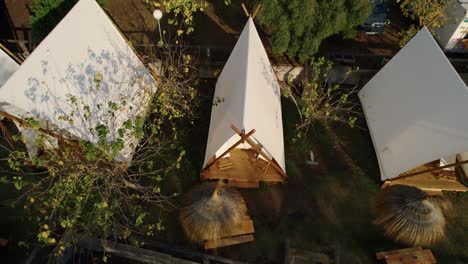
360, 0, 388, 35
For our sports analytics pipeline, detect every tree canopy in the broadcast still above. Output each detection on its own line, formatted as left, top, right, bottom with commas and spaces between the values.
257, 0, 372, 62
397, 0, 450, 47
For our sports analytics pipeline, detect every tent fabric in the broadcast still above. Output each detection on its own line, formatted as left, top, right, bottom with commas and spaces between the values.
0, 48, 19, 88
203, 18, 285, 171
359, 27, 468, 181
0, 0, 156, 163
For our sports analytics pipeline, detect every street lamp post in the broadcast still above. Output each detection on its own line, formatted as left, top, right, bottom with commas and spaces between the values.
153, 9, 163, 43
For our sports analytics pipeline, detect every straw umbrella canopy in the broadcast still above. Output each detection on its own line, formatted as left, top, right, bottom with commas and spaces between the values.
179, 181, 248, 242
373, 185, 451, 246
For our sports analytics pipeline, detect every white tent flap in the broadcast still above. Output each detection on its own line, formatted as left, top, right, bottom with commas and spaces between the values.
203, 18, 285, 171
359, 27, 468, 181
0, 0, 156, 163
0, 48, 19, 87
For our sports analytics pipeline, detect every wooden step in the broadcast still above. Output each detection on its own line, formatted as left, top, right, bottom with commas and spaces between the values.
376, 248, 436, 264
384, 250, 436, 264
223, 219, 255, 237
376, 247, 422, 260
204, 234, 254, 250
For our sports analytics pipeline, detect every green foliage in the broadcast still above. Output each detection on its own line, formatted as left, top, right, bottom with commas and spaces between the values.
30, 0, 108, 43
1, 44, 199, 254
397, 0, 450, 47
258, 0, 372, 62
144, 0, 209, 35
398, 24, 419, 47
282, 57, 360, 138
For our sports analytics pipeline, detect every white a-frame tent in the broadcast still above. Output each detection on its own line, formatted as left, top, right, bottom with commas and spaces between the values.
0, 47, 19, 87
201, 18, 286, 188
359, 27, 468, 192
0, 0, 156, 164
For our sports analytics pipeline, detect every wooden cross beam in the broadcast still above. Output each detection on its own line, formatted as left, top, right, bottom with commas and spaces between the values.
241, 3, 250, 17
230, 125, 287, 179
203, 127, 256, 171
241, 3, 262, 19
0, 43, 24, 64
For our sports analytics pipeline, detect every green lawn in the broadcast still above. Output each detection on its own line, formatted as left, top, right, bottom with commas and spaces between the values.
1, 84, 467, 263
159, 95, 468, 263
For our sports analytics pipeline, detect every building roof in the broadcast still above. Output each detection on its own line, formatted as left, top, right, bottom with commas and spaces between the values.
0, 47, 19, 87
359, 27, 468, 181
0, 0, 156, 163
203, 18, 285, 171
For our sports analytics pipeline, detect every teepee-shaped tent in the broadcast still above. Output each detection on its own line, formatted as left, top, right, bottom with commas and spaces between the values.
201, 18, 286, 188
0, 0, 156, 164
0, 47, 19, 88
359, 27, 468, 192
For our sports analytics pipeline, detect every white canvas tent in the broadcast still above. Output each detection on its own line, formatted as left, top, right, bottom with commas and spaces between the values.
201, 18, 286, 186
0, 0, 156, 163
359, 27, 468, 191
0, 47, 19, 88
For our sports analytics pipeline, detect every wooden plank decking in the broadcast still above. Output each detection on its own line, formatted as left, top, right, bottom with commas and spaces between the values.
201, 149, 283, 186
204, 234, 254, 250
376, 248, 436, 264
204, 218, 255, 250
388, 162, 468, 192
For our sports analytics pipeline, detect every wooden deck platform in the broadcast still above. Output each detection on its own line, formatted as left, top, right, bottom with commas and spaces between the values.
201, 149, 283, 186
386, 162, 468, 192
376, 247, 436, 264
204, 217, 255, 250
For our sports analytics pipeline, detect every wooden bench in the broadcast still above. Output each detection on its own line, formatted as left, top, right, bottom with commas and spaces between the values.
376, 247, 436, 264
204, 218, 255, 250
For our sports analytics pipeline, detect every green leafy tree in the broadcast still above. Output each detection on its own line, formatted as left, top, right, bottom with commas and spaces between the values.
282, 57, 360, 138
144, 0, 215, 36
257, 0, 372, 62
0, 44, 198, 258
397, 0, 451, 47
30, 0, 108, 43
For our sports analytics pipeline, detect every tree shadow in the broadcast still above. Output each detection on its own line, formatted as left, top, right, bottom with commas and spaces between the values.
3, 29, 155, 163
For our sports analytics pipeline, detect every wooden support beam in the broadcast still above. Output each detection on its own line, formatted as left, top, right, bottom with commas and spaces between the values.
241, 3, 250, 17
0, 43, 24, 64
252, 4, 262, 19
396, 159, 468, 180
203, 128, 256, 171
0, 111, 79, 148
204, 234, 254, 250
230, 125, 287, 179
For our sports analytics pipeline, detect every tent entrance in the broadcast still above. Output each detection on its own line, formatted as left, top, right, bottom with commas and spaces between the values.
383, 160, 468, 193
201, 125, 286, 188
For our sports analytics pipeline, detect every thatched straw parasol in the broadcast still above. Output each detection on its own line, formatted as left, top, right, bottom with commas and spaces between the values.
179, 181, 248, 242
373, 185, 451, 246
